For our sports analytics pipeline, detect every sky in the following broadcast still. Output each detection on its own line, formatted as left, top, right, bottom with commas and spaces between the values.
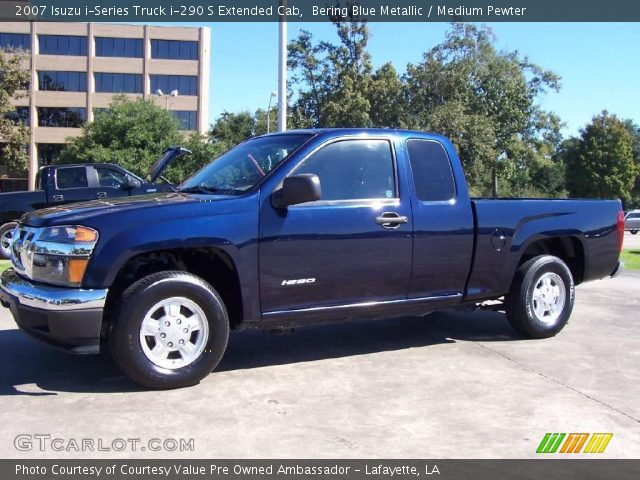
190, 22, 640, 136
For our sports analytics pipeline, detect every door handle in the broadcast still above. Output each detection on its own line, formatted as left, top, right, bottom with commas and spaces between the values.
375, 212, 408, 229
96, 191, 107, 198
52, 194, 64, 202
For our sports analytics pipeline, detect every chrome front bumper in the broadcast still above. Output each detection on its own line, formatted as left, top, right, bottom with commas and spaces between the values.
0, 268, 108, 353
0, 268, 107, 310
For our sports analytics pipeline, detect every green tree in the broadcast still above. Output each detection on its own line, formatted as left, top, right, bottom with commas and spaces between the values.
209, 111, 258, 148
288, 12, 373, 127
563, 111, 638, 205
60, 95, 185, 181
368, 63, 406, 128
178, 133, 227, 181
208, 108, 283, 148
0, 47, 30, 176
403, 23, 563, 197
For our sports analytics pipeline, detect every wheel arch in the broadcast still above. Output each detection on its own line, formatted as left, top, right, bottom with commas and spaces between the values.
516, 236, 586, 285
104, 247, 244, 333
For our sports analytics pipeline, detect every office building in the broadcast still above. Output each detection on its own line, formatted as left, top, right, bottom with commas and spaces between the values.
0, 22, 211, 189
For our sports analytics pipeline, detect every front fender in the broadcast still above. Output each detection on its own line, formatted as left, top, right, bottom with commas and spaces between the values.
81, 197, 260, 289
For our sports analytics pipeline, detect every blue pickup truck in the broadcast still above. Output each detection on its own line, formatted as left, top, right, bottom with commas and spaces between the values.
0, 129, 624, 389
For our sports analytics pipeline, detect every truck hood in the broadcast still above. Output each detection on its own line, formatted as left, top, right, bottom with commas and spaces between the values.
20, 192, 233, 228
147, 146, 191, 182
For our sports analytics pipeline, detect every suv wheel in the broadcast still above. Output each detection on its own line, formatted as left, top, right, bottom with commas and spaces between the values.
505, 255, 574, 338
109, 271, 229, 389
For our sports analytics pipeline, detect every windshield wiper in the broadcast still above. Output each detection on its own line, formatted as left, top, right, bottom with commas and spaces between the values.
178, 185, 238, 195
178, 185, 218, 194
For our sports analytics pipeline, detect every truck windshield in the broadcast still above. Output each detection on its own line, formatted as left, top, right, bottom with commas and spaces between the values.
179, 134, 312, 194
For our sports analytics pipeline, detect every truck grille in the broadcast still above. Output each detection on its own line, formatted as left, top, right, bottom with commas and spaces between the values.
11, 225, 36, 274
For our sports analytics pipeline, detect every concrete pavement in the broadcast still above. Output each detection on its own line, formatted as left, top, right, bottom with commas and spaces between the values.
0, 272, 638, 459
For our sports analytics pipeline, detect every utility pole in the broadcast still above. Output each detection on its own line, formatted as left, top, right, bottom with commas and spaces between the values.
277, 0, 287, 131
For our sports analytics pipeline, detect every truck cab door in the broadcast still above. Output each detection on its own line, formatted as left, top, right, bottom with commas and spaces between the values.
403, 139, 475, 299
258, 137, 413, 316
91, 165, 138, 199
49, 166, 102, 204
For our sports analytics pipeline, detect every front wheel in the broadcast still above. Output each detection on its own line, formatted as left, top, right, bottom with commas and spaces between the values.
505, 255, 574, 338
109, 271, 229, 389
0, 222, 17, 259
631, 230, 638, 235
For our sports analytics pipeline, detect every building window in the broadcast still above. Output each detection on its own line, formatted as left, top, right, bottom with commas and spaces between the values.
37, 107, 86, 128
151, 40, 198, 60
173, 111, 197, 130
37, 144, 65, 165
150, 75, 198, 96
0, 32, 30, 51
95, 37, 143, 58
38, 35, 87, 56
95, 72, 143, 93
38, 71, 87, 92
4, 106, 30, 126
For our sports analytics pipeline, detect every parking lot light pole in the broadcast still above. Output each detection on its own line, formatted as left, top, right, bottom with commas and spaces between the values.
155, 89, 179, 110
267, 91, 277, 133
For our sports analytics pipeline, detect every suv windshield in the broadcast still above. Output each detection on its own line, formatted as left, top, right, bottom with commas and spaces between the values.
179, 134, 312, 194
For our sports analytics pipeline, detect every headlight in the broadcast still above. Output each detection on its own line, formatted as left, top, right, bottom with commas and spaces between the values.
39, 225, 98, 244
11, 225, 99, 287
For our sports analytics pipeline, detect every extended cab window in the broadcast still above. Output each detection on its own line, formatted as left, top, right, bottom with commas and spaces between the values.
407, 139, 456, 201
56, 167, 88, 189
96, 167, 127, 188
296, 139, 395, 201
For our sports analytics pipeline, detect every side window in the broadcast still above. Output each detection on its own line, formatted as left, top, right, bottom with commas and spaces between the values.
55, 167, 88, 189
96, 167, 127, 188
407, 139, 456, 202
296, 140, 395, 201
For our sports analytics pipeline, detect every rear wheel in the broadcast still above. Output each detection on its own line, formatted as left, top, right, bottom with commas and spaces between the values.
0, 222, 17, 259
109, 271, 229, 389
631, 230, 638, 235
505, 255, 574, 338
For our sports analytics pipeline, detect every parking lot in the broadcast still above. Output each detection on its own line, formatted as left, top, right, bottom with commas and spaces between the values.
624, 231, 640, 250
0, 236, 638, 459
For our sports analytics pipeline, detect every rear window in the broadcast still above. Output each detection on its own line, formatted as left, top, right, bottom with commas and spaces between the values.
56, 167, 88, 189
406, 139, 455, 201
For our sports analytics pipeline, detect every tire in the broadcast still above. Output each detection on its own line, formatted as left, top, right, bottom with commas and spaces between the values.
108, 271, 229, 389
505, 255, 574, 339
631, 230, 638, 235
0, 222, 17, 260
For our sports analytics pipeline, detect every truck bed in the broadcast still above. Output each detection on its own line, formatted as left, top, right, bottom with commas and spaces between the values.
466, 198, 622, 301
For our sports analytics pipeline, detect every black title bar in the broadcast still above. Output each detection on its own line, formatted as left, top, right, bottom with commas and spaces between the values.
2, 460, 640, 480
2, 0, 640, 22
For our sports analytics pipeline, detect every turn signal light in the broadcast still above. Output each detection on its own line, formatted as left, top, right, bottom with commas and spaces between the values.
68, 258, 89, 284
617, 210, 624, 252
75, 226, 98, 243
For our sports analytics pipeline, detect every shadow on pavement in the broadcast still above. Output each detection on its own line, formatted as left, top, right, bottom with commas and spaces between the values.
0, 309, 522, 396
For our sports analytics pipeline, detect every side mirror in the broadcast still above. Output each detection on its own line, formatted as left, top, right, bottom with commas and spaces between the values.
272, 174, 321, 208
123, 176, 141, 190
